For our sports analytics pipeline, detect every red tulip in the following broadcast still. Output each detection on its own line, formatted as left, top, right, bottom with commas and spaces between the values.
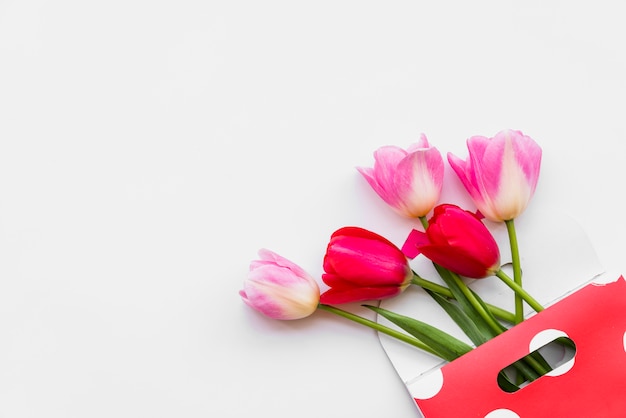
320, 227, 412, 304
402, 204, 500, 278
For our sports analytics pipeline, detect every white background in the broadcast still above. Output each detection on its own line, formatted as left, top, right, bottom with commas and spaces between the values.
1, 1, 625, 417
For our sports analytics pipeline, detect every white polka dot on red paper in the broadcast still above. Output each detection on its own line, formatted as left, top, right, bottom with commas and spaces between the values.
484, 408, 520, 418
408, 369, 444, 400
528, 328, 568, 352
529, 328, 575, 377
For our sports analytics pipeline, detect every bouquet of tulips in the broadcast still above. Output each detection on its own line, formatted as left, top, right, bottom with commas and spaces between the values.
240, 129, 555, 392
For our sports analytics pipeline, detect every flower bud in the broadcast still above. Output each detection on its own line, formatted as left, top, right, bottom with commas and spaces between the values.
240, 249, 320, 320
321, 227, 412, 304
447, 129, 542, 222
357, 134, 444, 218
402, 204, 500, 278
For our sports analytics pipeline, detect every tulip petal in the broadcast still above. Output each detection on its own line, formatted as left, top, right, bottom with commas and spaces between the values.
239, 283, 284, 318
356, 166, 389, 203
448, 130, 542, 221
357, 137, 443, 218
406, 133, 430, 152
323, 237, 410, 286
432, 209, 489, 247
330, 226, 399, 248
512, 133, 542, 183
320, 285, 403, 304
356, 146, 408, 210
401, 229, 429, 259
416, 244, 496, 279
321, 226, 412, 304
241, 271, 319, 320
395, 146, 444, 217
372, 146, 408, 189
253, 248, 310, 279
241, 250, 320, 320
468, 135, 505, 203
409, 204, 500, 278
447, 151, 472, 191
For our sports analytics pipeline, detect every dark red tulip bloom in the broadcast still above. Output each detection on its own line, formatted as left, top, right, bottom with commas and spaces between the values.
402, 204, 500, 278
320, 227, 412, 304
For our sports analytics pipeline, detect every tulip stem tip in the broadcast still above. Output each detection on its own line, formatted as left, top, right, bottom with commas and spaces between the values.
505, 219, 524, 324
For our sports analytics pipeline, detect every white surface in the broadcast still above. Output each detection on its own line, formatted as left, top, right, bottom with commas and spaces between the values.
1, 1, 626, 417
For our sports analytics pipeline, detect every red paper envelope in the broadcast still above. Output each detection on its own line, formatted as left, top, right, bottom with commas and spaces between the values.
377, 212, 610, 417
414, 276, 626, 417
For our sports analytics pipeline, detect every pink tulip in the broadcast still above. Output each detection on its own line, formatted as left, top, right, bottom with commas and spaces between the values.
447, 129, 542, 222
357, 134, 444, 218
320, 227, 412, 304
402, 204, 500, 279
240, 249, 320, 320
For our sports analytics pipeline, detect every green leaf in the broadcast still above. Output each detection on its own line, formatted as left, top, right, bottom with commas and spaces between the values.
426, 290, 489, 347
469, 287, 508, 334
466, 287, 553, 378
434, 264, 498, 339
365, 305, 472, 362
497, 369, 521, 393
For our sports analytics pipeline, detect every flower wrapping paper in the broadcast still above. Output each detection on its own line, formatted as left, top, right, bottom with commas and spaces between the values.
415, 276, 626, 417
377, 211, 611, 417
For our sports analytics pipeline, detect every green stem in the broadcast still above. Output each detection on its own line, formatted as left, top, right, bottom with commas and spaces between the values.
505, 219, 524, 324
411, 275, 453, 297
411, 274, 516, 324
418, 215, 513, 323
447, 271, 504, 336
495, 269, 544, 313
446, 272, 550, 378
317, 304, 441, 358
417, 214, 546, 377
